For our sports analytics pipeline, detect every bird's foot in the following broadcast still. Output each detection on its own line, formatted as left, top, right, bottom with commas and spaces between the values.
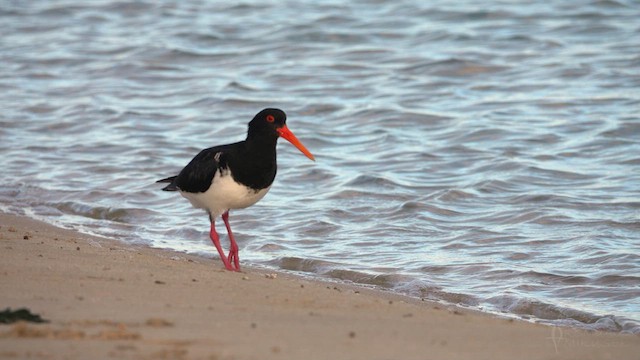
227, 251, 241, 272
218, 257, 235, 271
223, 264, 239, 271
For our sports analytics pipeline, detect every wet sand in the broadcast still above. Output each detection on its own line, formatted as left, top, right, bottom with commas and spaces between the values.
1, 212, 637, 360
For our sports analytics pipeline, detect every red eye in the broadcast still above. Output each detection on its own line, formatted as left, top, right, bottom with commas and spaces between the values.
266, 115, 275, 123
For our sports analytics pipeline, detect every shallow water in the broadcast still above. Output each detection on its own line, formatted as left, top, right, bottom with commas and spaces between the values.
1, 0, 639, 333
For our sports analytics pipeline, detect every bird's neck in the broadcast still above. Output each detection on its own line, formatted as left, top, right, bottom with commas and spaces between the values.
231, 135, 278, 190
244, 134, 278, 162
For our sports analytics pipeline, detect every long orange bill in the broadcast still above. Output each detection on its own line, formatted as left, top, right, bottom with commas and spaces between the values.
277, 125, 315, 161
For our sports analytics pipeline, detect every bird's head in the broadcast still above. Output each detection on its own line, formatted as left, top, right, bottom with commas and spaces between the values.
249, 108, 315, 161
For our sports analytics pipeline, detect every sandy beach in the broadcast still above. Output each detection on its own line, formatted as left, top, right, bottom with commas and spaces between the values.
0, 212, 637, 360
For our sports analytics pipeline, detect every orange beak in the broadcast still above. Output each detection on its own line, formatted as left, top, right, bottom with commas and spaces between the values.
277, 125, 315, 161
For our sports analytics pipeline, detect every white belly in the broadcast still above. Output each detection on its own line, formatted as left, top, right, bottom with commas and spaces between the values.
180, 169, 271, 218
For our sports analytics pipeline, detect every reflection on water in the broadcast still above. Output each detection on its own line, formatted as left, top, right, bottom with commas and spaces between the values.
1, 0, 639, 333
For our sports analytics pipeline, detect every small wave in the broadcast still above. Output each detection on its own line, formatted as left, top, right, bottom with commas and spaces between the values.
402, 58, 509, 77
517, 271, 591, 285
274, 257, 339, 274
473, 179, 522, 193
343, 174, 403, 189
54, 202, 148, 223
593, 274, 640, 286
508, 193, 571, 204
396, 280, 480, 306
296, 220, 341, 236
486, 295, 640, 333
524, 165, 598, 181
175, 31, 223, 45
433, 189, 477, 201
325, 270, 412, 288
390, 201, 463, 219
225, 81, 259, 92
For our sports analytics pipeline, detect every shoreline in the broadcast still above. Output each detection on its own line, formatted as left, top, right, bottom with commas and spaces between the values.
1, 212, 638, 359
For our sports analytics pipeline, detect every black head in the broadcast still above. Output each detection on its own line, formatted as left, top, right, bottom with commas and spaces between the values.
248, 108, 287, 138
246, 108, 315, 161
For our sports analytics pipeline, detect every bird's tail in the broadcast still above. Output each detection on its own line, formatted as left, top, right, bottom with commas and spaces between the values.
156, 176, 178, 191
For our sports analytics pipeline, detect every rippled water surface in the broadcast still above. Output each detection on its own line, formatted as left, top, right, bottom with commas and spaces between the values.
2, 0, 639, 332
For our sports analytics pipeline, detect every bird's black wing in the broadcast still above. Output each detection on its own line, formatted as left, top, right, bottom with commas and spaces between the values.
159, 143, 238, 193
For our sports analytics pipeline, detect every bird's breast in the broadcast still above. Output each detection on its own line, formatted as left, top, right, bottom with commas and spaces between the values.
180, 168, 271, 217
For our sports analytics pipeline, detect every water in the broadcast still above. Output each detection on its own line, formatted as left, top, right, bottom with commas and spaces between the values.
1, 0, 639, 333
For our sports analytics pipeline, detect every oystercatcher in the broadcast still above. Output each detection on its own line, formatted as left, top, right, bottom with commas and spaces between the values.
156, 108, 314, 271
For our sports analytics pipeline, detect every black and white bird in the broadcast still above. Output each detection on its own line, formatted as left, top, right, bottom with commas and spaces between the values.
157, 108, 315, 271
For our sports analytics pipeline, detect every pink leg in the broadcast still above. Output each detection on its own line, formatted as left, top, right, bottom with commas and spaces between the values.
209, 217, 234, 271
222, 211, 240, 271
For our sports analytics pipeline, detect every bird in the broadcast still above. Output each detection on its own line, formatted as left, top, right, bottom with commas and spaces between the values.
156, 108, 315, 271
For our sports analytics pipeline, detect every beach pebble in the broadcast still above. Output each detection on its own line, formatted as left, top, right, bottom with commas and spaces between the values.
146, 318, 173, 327
265, 273, 277, 279
93, 324, 140, 340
